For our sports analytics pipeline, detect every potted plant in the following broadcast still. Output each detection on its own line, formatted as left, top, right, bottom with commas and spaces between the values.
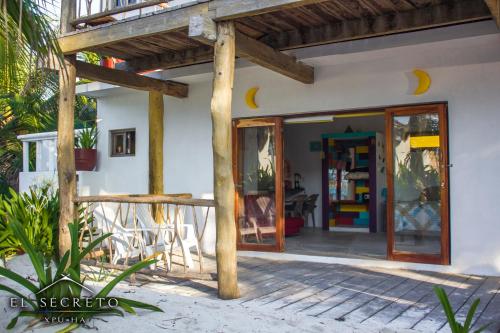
75, 124, 97, 171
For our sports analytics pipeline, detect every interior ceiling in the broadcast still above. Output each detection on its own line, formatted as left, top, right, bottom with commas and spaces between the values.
87, 0, 480, 63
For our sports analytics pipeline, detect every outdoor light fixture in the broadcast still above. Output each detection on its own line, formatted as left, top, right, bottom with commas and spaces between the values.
284, 115, 334, 124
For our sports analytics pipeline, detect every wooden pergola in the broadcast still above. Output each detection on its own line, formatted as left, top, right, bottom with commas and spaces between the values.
56, 0, 499, 300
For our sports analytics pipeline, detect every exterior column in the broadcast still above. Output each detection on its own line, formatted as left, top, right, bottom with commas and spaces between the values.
57, 55, 77, 256
210, 21, 240, 299
148, 91, 164, 223
57, 0, 77, 256
22, 141, 29, 172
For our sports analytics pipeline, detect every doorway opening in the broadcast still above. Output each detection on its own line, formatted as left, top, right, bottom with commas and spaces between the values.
233, 103, 450, 265
283, 112, 387, 260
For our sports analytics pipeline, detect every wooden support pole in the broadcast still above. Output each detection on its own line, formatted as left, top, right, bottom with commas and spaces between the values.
148, 91, 165, 223
211, 21, 240, 300
485, 0, 500, 27
57, 55, 77, 256
58, 0, 77, 257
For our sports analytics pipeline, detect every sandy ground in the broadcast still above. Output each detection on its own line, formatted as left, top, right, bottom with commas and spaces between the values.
0, 255, 416, 333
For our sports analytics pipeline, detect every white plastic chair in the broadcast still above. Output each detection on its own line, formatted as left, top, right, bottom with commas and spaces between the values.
93, 205, 164, 266
135, 204, 200, 271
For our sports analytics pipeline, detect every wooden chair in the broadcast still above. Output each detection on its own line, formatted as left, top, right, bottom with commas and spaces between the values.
303, 194, 319, 228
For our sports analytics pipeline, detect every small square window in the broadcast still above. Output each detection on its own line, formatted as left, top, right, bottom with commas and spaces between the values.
110, 129, 135, 157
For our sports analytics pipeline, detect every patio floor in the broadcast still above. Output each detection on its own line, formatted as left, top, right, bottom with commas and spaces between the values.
116, 256, 500, 333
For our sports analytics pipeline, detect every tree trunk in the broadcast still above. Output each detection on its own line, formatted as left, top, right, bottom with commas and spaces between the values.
148, 91, 164, 223
211, 21, 240, 299
57, 55, 77, 256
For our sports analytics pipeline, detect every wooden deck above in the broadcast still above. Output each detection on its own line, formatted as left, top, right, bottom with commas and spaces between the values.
59, 0, 495, 75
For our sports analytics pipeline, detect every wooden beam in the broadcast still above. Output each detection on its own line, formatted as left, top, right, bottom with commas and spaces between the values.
485, 0, 500, 27
210, 0, 331, 20
188, 16, 314, 83
149, 91, 165, 223
74, 61, 188, 98
235, 31, 314, 84
115, 46, 213, 72
58, 2, 208, 54
262, 0, 492, 50
211, 21, 240, 300
189, 14, 217, 46
71, 0, 169, 27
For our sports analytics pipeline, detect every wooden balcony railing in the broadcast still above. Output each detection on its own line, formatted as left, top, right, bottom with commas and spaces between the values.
75, 194, 215, 279
73, 0, 172, 28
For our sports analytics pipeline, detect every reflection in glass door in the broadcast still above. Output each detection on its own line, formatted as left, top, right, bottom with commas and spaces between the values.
386, 104, 449, 264
233, 118, 284, 252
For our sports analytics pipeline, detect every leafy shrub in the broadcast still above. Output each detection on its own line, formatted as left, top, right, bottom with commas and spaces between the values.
0, 220, 162, 331
75, 124, 97, 149
0, 185, 59, 258
434, 286, 489, 333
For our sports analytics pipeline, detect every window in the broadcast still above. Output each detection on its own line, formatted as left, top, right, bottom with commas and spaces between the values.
110, 129, 135, 157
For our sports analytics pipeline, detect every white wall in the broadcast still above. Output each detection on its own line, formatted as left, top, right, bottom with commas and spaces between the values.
71, 24, 500, 275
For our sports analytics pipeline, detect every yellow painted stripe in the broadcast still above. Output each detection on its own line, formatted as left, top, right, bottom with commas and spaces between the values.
340, 204, 368, 212
355, 146, 368, 153
410, 135, 440, 148
355, 187, 369, 194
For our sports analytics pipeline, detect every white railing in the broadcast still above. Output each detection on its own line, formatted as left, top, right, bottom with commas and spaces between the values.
17, 131, 58, 172
73, 0, 179, 27
17, 130, 86, 172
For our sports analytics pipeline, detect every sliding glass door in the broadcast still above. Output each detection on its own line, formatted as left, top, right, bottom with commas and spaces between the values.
233, 118, 284, 252
386, 104, 450, 264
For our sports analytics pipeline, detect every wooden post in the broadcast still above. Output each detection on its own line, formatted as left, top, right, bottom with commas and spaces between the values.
210, 21, 240, 299
148, 91, 164, 223
58, 0, 77, 257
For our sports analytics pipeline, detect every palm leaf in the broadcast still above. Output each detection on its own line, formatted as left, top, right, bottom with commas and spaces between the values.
77, 232, 112, 263
114, 297, 163, 312
434, 286, 459, 333
7, 218, 46, 284
0, 265, 37, 293
463, 298, 480, 332
94, 259, 158, 300
0, 284, 36, 308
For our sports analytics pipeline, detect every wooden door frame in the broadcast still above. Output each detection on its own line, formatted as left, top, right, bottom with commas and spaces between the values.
385, 103, 450, 265
232, 117, 284, 252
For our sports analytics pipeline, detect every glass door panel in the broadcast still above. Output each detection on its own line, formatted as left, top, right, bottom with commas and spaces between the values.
386, 104, 449, 264
233, 118, 284, 251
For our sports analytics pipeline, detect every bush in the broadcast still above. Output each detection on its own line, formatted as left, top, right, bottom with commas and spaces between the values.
0, 185, 59, 258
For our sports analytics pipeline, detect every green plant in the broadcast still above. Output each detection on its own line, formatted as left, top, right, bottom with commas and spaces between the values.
244, 159, 276, 192
0, 220, 162, 332
434, 286, 489, 333
75, 124, 98, 149
0, 186, 59, 258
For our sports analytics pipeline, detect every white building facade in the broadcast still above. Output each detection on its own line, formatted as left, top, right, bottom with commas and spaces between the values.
20, 21, 500, 276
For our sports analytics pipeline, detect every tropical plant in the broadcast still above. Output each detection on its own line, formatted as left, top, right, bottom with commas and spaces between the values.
244, 163, 276, 192
0, 185, 59, 258
434, 286, 489, 333
0, 0, 63, 90
0, 1, 98, 193
0, 220, 163, 332
75, 123, 98, 149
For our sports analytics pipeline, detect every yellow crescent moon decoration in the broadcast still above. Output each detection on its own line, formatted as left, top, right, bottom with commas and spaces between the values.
413, 69, 431, 95
245, 87, 259, 109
